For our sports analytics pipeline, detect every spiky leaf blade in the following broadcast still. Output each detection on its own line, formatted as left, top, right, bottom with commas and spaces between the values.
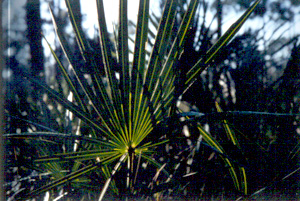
185, 0, 262, 87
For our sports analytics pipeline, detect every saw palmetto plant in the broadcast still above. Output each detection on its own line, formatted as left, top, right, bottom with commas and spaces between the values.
5, 0, 264, 200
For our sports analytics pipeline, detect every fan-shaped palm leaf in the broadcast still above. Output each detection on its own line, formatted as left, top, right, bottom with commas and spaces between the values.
7, 0, 262, 199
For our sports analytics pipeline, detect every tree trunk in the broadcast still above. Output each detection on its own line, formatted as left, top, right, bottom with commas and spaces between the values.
26, 0, 44, 77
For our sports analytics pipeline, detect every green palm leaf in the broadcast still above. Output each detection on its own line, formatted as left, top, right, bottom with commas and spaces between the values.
13, 0, 263, 198
49, 5, 102, 118
215, 102, 248, 194
26, 162, 101, 198
197, 124, 241, 192
131, 0, 150, 145
215, 102, 240, 147
184, 0, 262, 89
42, 35, 87, 112
98, 153, 127, 201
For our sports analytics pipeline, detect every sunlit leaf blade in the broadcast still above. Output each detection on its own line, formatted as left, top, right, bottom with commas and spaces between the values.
153, 0, 200, 111
132, 97, 153, 146
197, 125, 224, 154
25, 163, 101, 198
96, 0, 124, 130
4, 132, 110, 145
197, 124, 241, 191
42, 35, 86, 112
50, 4, 117, 133
100, 165, 119, 195
164, 0, 200, 67
48, 6, 79, 69
49, 6, 98, 113
131, 0, 150, 145
241, 167, 248, 195
118, 0, 130, 123
224, 157, 240, 191
16, 0, 267, 198
65, 0, 89, 55
131, 0, 149, 98
67, 0, 120, 131
25, 76, 110, 134
65, 0, 111, 103
4, 131, 117, 164
145, 0, 177, 97
34, 150, 119, 163
215, 102, 239, 147
142, 0, 178, 124
185, 0, 262, 87
125, 0, 177, 136
95, 0, 115, 82
215, 102, 247, 194
98, 153, 127, 201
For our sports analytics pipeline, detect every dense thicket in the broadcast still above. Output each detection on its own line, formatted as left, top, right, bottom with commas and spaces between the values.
3, 0, 300, 200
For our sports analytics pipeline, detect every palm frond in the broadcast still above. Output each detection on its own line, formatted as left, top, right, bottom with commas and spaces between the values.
11, 0, 265, 198
184, 0, 262, 90
25, 162, 101, 198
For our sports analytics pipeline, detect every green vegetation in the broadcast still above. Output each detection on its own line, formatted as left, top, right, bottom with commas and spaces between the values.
4, 0, 300, 200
